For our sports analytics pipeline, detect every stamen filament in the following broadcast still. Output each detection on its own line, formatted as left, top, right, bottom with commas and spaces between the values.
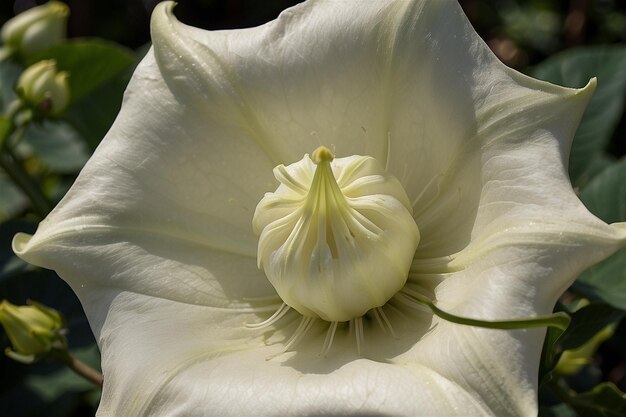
321, 321, 339, 356
283, 316, 316, 352
376, 307, 397, 339
354, 317, 364, 356
245, 303, 291, 329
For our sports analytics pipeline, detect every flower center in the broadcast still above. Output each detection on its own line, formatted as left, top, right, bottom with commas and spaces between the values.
253, 146, 420, 322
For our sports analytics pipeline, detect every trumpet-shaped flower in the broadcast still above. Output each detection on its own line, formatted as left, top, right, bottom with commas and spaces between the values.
12, 1, 626, 416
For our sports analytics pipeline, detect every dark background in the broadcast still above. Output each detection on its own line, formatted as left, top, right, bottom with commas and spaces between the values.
1, 1, 625, 416
2, 0, 626, 67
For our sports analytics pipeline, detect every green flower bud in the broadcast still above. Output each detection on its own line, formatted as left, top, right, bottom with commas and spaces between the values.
17, 59, 70, 117
0, 300, 66, 363
555, 325, 615, 376
0, 1, 69, 58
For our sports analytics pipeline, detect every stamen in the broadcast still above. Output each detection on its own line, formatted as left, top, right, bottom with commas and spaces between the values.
354, 317, 364, 356
394, 292, 431, 314
385, 301, 409, 321
401, 284, 435, 301
245, 303, 291, 329
253, 147, 419, 322
376, 307, 397, 339
320, 321, 339, 356
371, 307, 385, 331
283, 316, 316, 352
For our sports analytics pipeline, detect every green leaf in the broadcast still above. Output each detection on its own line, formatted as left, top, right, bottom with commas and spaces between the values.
19, 121, 90, 173
27, 39, 134, 104
540, 323, 567, 384
0, 59, 20, 111
559, 304, 623, 350
23, 345, 101, 402
64, 72, 129, 150
63, 42, 144, 150
0, 174, 28, 221
569, 383, 626, 417
532, 47, 626, 187
0, 115, 10, 141
573, 158, 626, 310
574, 154, 616, 191
539, 304, 622, 383
539, 403, 577, 417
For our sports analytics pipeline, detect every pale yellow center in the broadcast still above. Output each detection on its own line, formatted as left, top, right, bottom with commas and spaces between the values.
253, 147, 420, 322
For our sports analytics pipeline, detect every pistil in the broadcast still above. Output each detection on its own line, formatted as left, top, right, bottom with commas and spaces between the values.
253, 147, 420, 322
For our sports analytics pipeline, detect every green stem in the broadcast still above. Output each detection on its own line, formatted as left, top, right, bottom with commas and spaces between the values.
52, 348, 103, 388
0, 101, 52, 217
0, 149, 52, 217
411, 292, 571, 331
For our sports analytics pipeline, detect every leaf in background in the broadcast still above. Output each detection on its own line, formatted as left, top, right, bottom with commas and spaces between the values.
0, 225, 99, 415
0, 115, 10, 141
24, 345, 101, 402
0, 174, 28, 221
64, 43, 147, 150
539, 403, 577, 417
532, 47, 626, 187
559, 304, 624, 351
0, 345, 100, 417
18, 120, 90, 173
0, 59, 20, 111
569, 383, 626, 417
573, 158, 626, 310
64, 73, 130, 150
27, 39, 135, 105
540, 304, 623, 383
573, 154, 617, 192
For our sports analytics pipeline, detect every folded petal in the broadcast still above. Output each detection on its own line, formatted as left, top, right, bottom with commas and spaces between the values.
11, 1, 626, 416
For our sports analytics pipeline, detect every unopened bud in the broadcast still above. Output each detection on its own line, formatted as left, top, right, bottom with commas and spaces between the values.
1, 1, 69, 58
555, 325, 615, 376
17, 59, 70, 117
0, 300, 65, 363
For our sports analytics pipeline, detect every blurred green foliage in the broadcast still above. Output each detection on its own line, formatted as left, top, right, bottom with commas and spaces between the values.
0, 1, 625, 416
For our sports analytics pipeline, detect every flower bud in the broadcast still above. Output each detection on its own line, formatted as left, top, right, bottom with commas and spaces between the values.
0, 1, 69, 58
555, 325, 615, 376
0, 300, 65, 363
17, 59, 70, 117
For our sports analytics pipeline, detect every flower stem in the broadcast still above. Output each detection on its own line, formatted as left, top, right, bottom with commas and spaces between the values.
51, 348, 104, 388
0, 150, 52, 217
0, 102, 52, 217
411, 292, 571, 331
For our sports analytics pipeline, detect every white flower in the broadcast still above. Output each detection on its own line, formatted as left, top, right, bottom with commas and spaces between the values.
12, 1, 626, 416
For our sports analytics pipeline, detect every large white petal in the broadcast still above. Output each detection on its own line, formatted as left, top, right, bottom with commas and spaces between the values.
92, 291, 498, 417
11, 0, 626, 416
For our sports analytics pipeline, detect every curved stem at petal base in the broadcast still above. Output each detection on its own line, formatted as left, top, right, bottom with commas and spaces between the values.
410, 292, 571, 331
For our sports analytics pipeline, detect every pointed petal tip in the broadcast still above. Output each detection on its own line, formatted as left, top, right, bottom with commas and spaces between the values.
12, 232, 33, 258
565, 77, 596, 111
154, 0, 177, 15
577, 76, 597, 97
610, 221, 626, 242
150, 0, 178, 37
